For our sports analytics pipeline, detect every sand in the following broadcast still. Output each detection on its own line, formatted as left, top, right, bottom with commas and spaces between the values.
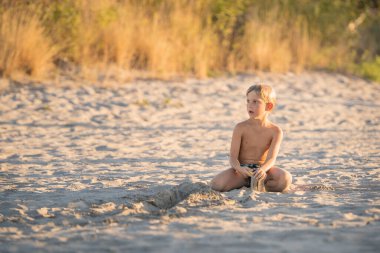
0, 72, 379, 252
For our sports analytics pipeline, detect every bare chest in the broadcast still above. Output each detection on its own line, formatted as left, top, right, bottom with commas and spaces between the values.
241, 129, 272, 150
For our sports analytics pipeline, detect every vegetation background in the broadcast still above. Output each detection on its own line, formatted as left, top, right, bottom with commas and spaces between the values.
0, 0, 379, 82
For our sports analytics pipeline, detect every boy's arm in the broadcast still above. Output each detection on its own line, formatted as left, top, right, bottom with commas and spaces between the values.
254, 126, 283, 179
229, 124, 252, 178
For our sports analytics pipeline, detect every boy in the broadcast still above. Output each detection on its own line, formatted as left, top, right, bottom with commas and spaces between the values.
211, 84, 292, 192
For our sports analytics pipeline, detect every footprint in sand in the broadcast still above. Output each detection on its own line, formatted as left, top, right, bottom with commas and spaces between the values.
95, 145, 118, 152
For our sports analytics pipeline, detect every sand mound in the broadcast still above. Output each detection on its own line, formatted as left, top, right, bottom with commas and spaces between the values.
146, 181, 212, 209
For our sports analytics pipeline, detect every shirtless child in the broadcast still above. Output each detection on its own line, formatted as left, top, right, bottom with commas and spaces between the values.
211, 84, 292, 192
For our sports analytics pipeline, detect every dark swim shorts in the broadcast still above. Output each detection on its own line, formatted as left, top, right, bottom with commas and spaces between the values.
240, 163, 261, 187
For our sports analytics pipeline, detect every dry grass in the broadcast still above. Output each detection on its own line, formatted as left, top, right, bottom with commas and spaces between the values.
0, 8, 56, 78
0, 0, 356, 80
238, 7, 321, 73
60, 0, 217, 79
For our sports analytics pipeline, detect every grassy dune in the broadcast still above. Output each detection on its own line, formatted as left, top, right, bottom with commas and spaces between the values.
0, 0, 379, 81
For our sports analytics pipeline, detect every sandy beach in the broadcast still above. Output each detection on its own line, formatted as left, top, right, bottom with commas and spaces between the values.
0, 72, 379, 252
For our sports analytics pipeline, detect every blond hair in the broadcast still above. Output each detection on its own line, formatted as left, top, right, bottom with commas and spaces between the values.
246, 84, 276, 107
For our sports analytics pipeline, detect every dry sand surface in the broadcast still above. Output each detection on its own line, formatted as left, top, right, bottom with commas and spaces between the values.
0, 72, 379, 252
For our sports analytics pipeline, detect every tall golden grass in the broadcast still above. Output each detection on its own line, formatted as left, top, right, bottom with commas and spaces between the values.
238, 7, 320, 73
0, 8, 56, 78
0, 0, 358, 79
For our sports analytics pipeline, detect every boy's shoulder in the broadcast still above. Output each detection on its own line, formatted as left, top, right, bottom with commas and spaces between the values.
266, 121, 282, 131
234, 120, 250, 129
267, 122, 283, 135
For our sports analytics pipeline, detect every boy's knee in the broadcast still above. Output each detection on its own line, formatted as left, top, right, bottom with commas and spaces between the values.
210, 178, 224, 192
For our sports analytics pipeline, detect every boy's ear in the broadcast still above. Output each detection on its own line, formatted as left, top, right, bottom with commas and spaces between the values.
266, 102, 274, 111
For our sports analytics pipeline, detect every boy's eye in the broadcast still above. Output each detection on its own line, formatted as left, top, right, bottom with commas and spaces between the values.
247, 100, 261, 104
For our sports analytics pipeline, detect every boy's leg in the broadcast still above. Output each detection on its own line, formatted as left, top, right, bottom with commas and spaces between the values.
265, 167, 292, 192
211, 168, 248, 192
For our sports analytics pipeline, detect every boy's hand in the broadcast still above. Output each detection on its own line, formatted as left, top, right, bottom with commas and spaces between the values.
235, 167, 253, 178
253, 168, 267, 180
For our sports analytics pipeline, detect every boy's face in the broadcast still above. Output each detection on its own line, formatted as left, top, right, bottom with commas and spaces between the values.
246, 92, 268, 119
